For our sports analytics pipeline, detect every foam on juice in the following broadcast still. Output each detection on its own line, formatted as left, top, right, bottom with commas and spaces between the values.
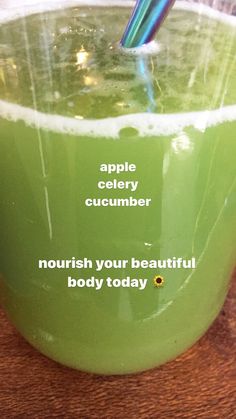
0, 99, 236, 138
0, 0, 236, 138
119, 40, 162, 56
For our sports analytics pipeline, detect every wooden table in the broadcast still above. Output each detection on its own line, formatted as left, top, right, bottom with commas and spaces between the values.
0, 274, 235, 418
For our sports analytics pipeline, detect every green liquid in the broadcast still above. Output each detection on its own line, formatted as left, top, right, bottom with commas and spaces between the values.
0, 4, 236, 374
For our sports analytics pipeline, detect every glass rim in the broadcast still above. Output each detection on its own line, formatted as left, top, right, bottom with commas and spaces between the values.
0, 0, 236, 23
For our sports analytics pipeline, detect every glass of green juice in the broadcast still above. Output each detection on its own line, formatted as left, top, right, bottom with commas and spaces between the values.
0, 0, 236, 375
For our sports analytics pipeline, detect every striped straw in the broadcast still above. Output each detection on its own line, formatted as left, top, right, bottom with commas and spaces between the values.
121, 0, 175, 48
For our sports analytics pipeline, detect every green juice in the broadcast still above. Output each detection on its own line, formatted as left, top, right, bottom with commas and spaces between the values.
0, 2, 236, 374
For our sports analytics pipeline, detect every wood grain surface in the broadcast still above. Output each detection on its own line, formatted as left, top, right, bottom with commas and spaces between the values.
0, 274, 235, 419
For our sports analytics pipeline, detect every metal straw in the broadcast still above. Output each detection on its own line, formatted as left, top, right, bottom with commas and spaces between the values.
121, 0, 175, 48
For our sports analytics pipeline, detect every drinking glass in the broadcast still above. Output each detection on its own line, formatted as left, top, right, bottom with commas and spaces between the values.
0, 0, 236, 374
